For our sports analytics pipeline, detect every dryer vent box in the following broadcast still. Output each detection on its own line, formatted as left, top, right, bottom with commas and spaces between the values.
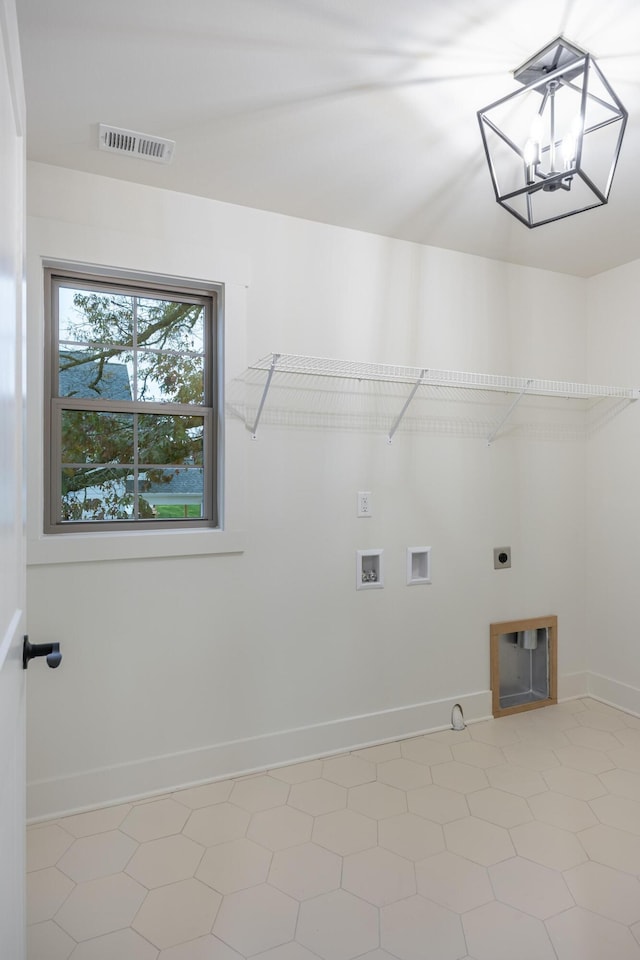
490, 615, 557, 717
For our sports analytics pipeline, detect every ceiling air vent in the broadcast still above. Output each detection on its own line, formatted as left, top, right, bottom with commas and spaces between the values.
98, 124, 175, 164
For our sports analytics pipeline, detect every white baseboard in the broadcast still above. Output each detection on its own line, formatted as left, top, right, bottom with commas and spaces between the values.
28, 670, 609, 823
587, 672, 640, 718
27, 690, 492, 822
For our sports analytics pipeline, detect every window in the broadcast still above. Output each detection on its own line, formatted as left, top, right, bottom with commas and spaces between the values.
44, 267, 221, 533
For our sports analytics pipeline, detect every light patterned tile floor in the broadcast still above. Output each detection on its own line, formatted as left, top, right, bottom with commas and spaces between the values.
26, 698, 640, 959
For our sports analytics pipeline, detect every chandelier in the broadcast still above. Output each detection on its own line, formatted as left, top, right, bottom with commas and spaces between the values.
477, 37, 627, 227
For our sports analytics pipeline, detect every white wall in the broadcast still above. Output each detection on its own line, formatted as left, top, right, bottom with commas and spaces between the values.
25, 162, 590, 819
586, 260, 640, 711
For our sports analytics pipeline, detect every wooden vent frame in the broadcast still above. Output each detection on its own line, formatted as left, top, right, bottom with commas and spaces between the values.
490, 615, 558, 718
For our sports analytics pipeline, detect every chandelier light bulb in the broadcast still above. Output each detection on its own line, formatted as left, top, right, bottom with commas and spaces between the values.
529, 113, 544, 147
523, 139, 537, 185
562, 116, 582, 170
562, 131, 577, 169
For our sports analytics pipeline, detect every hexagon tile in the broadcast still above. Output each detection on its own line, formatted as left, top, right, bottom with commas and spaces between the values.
26, 698, 640, 959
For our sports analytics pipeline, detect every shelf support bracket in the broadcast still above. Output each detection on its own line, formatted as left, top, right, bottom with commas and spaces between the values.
387, 369, 426, 444
250, 353, 280, 439
487, 379, 533, 445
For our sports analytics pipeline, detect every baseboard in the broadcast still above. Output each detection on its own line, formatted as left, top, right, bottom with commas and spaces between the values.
587, 672, 640, 718
27, 690, 492, 822
28, 671, 604, 823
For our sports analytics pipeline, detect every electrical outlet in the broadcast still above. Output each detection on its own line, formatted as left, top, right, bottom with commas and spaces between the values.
357, 491, 372, 518
493, 546, 511, 569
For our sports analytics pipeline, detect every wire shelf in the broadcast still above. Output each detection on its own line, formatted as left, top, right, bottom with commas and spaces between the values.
248, 353, 639, 400
234, 353, 640, 442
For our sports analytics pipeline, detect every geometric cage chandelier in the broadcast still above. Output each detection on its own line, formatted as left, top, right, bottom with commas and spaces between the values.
477, 37, 628, 228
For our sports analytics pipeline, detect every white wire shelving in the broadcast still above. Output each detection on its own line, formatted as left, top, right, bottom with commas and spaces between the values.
235, 353, 640, 444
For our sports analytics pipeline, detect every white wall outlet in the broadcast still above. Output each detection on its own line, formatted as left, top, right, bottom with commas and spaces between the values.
357, 491, 372, 517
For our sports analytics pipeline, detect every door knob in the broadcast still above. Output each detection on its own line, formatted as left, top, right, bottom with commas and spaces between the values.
23, 635, 62, 670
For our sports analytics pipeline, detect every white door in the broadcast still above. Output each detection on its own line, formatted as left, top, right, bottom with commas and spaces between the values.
0, 0, 27, 956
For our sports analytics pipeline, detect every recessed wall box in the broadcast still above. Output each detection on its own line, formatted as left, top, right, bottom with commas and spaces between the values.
357, 549, 384, 590
490, 615, 558, 717
407, 547, 431, 585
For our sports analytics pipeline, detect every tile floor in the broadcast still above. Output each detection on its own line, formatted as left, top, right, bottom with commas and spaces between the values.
26, 697, 640, 960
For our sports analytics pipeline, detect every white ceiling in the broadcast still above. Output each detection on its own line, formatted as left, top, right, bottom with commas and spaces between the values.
15, 0, 640, 277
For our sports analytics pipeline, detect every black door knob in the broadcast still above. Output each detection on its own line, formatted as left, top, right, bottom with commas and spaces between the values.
23, 636, 62, 670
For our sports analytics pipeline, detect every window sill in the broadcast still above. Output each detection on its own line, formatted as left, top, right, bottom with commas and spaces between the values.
27, 527, 245, 565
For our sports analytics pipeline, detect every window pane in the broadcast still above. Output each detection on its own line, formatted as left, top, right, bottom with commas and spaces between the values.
61, 410, 134, 464
59, 348, 133, 400
61, 468, 134, 521
59, 287, 134, 346
136, 298, 204, 354
136, 352, 204, 403
138, 414, 204, 465
138, 468, 205, 520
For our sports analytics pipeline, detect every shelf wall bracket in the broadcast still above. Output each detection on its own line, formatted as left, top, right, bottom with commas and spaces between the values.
250, 353, 280, 439
387, 369, 426, 444
487, 378, 533, 445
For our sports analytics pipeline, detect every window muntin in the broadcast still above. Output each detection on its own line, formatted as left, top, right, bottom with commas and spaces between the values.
46, 270, 219, 532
